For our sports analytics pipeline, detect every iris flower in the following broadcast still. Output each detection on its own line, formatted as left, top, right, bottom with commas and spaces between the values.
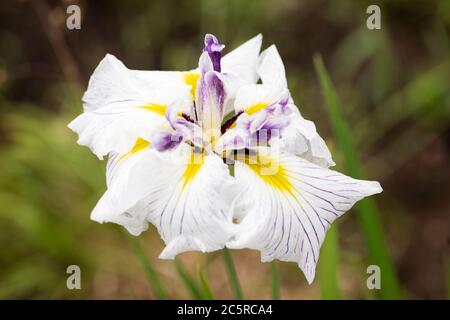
69, 34, 382, 283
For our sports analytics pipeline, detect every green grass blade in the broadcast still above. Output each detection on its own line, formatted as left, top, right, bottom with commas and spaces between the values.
222, 248, 244, 299
315, 60, 342, 298
270, 261, 280, 300
313, 54, 401, 299
318, 225, 340, 299
198, 267, 215, 300
128, 237, 168, 300
174, 258, 203, 299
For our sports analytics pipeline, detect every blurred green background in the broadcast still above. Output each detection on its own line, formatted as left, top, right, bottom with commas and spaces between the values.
0, 0, 449, 299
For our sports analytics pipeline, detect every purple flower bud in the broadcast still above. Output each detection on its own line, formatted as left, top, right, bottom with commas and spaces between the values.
203, 34, 225, 72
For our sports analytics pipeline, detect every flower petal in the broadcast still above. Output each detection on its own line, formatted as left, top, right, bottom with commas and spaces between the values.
196, 69, 226, 143
82, 54, 188, 112
221, 34, 262, 84
203, 34, 225, 72
94, 144, 236, 257
258, 45, 287, 91
276, 111, 335, 167
92, 143, 152, 235
68, 104, 172, 159
130, 69, 188, 93
248, 46, 335, 167
228, 151, 382, 283
68, 54, 191, 158
152, 131, 183, 152
234, 83, 287, 114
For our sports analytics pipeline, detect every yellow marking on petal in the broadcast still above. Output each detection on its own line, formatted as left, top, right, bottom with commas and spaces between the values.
137, 103, 167, 116
241, 153, 295, 197
181, 151, 204, 190
184, 71, 201, 99
119, 138, 150, 161
245, 102, 270, 115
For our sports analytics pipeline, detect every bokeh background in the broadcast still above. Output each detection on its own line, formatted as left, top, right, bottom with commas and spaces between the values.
0, 0, 449, 299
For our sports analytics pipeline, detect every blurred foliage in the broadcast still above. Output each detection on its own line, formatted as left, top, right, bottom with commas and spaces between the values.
0, 98, 102, 298
0, 0, 449, 299
315, 54, 400, 299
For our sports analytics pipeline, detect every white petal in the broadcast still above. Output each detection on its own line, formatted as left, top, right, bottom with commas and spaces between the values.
82, 54, 188, 112
234, 83, 286, 114
131, 70, 188, 90
94, 144, 236, 257
277, 111, 335, 167
68, 54, 191, 158
216, 73, 242, 116
255, 45, 333, 167
195, 68, 225, 140
92, 144, 152, 235
222, 34, 262, 84
258, 45, 287, 90
228, 151, 382, 283
91, 192, 149, 236
68, 106, 173, 159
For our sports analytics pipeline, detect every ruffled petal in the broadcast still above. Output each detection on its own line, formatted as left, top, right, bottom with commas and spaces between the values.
230, 66, 334, 167
234, 83, 286, 114
92, 142, 152, 235
258, 45, 287, 91
276, 111, 335, 167
228, 150, 382, 283
221, 34, 262, 84
68, 54, 191, 158
93, 144, 236, 257
196, 59, 226, 144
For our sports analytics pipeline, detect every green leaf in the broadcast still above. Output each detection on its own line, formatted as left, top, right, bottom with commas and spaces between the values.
270, 261, 280, 300
222, 248, 244, 299
198, 266, 215, 300
174, 258, 203, 299
128, 236, 168, 300
318, 225, 340, 299
313, 54, 401, 299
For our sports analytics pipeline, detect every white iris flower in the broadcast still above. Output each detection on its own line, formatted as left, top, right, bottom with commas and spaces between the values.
68, 34, 382, 283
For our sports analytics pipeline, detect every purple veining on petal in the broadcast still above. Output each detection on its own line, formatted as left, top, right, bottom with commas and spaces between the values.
164, 101, 208, 150
166, 102, 195, 135
152, 131, 183, 152
280, 102, 295, 115
198, 71, 225, 131
261, 117, 290, 131
204, 72, 225, 111
266, 94, 293, 116
216, 129, 248, 152
280, 98, 289, 108
256, 116, 291, 143
217, 92, 294, 151
198, 52, 213, 75
248, 110, 268, 133
203, 34, 225, 72
165, 103, 180, 128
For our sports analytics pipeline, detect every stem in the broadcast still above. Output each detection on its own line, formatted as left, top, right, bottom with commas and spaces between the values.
128, 237, 168, 300
222, 248, 243, 299
198, 266, 215, 300
271, 261, 280, 300
174, 259, 203, 299
318, 225, 340, 299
